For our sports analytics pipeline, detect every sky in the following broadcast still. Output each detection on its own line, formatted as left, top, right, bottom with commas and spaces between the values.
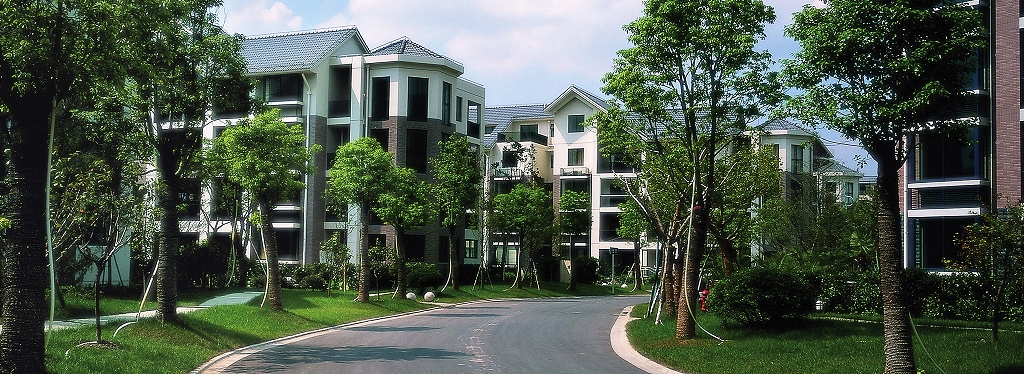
216, 0, 871, 175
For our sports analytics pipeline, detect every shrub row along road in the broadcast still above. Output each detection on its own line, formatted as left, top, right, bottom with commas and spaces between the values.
199, 295, 650, 373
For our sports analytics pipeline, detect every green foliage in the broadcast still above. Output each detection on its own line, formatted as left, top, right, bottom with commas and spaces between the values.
178, 240, 230, 289
406, 262, 443, 291
431, 134, 482, 229
327, 137, 394, 209
0, 217, 9, 230
707, 267, 817, 327
574, 256, 601, 285
375, 167, 433, 230
559, 190, 591, 236
754, 195, 877, 273
492, 184, 555, 260
209, 108, 319, 206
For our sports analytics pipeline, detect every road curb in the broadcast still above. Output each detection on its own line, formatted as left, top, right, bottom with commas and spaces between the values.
611, 305, 687, 374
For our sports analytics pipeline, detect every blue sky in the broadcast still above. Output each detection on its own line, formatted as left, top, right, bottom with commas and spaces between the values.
218, 0, 872, 175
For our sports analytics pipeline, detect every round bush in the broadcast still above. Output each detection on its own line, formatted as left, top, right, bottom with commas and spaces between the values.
706, 267, 817, 327
299, 274, 327, 290
575, 256, 600, 285
406, 262, 443, 291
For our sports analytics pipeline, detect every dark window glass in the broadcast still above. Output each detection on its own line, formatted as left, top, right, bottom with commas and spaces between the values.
276, 229, 300, 261
370, 129, 389, 152
599, 212, 625, 241
502, 150, 518, 167
369, 234, 387, 249
405, 235, 425, 261
914, 217, 976, 269
265, 74, 302, 102
409, 77, 429, 121
914, 128, 982, 181
598, 150, 633, 173
442, 82, 452, 124
568, 148, 584, 166
371, 77, 390, 121
456, 96, 463, 122
464, 239, 479, 258
568, 115, 585, 133
407, 129, 428, 173
439, 236, 450, 263
562, 179, 588, 193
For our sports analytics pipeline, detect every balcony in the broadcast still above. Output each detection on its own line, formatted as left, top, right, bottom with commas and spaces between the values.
468, 121, 481, 139
328, 100, 351, 118
560, 167, 591, 177
492, 167, 527, 179
496, 131, 548, 145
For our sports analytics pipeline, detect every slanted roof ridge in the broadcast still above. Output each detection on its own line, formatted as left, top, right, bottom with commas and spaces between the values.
246, 25, 358, 40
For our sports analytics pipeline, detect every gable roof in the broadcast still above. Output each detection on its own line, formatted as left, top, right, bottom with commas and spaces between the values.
544, 85, 610, 114
482, 104, 552, 149
242, 27, 359, 74
370, 37, 446, 59
815, 158, 863, 177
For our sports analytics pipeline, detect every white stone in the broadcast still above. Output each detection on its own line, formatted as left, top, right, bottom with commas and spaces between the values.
424, 291, 436, 302
406, 292, 416, 300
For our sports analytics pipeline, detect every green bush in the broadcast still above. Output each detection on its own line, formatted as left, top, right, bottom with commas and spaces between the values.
575, 256, 600, 285
298, 274, 327, 290
406, 262, 442, 291
818, 270, 882, 315
706, 266, 817, 327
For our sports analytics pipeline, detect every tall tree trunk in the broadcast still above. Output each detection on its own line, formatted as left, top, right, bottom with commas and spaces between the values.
718, 234, 736, 277
93, 261, 104, 342
568, 233, 577, 291
448, 226, 460, 291
259, 199, 282, 310
676, 204, 707, 340
395, 227, 407, 297
155, 130, 180, 322
876, 157, 915, 374
662, 243, 677, 317
357, 200, 371, 302
0, 102, 50, 372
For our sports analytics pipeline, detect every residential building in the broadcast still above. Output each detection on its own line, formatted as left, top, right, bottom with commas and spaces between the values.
484, 87, 863, 280
190, 27, 485, 270
902, 1, 1019, 270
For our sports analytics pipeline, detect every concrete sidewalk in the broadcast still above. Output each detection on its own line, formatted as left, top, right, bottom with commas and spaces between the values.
45, 291, 264, 331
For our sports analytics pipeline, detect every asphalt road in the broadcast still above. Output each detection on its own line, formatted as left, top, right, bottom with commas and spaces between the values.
206, 295, 651, 373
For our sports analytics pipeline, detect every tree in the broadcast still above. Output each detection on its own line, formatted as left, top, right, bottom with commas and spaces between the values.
0, 0, 190, 369
492, 184, 555, 289
321, 232, 351, 295
209, 109, 319, 310
376, 166, 434, 298
708, 141, 779, 276
327, 137, 394, 303
596, 0, 777, 340
431, 134, 482, 292
559, 190, 591, 291
136, 1, 251, 322
784, 1, 983, 372
953, 201, 1024, 342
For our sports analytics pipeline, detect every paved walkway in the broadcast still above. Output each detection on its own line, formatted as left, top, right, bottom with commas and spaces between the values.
45, 291, 264, 331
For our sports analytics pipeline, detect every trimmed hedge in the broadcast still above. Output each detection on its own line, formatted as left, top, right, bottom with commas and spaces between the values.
706, 266, 817, 327
818, 268, 1024, 323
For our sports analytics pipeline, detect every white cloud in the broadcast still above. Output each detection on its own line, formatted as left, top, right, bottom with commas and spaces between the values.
222, 0, 304, 36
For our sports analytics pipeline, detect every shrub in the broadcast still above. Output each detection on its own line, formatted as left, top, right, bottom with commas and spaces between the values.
706, 266, 817, 327
818, 270, 882, 315
406, 262, 442, 291
575, 256, 600, 285
299, 274, 327, 290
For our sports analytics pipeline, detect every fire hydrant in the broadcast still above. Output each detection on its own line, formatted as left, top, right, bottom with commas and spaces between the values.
699, 288, 710, 312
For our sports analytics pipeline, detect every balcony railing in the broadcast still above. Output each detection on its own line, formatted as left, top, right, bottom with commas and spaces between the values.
328, 100, 351, 117
492, 167, 527, 179
496, 131, 548, 145
560, 167, 591, 177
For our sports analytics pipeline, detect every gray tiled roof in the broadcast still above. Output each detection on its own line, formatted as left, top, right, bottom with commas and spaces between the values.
758, 118, 809, 132
815, 158, 862, 176
482, 104, 552, 148
242, 27, 357, 74
370, 37, 446, 59
573, 85, 611, 110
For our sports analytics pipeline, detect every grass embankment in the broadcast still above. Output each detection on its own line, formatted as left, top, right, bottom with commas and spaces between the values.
50, 287, 249, 319
46, 282, 649, 374
627, 304, 1024, 374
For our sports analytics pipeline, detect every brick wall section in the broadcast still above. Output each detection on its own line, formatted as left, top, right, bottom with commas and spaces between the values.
993, 0, 1022, 207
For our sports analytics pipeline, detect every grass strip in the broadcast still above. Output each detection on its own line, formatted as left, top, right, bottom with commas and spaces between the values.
627, 304, 1024, 374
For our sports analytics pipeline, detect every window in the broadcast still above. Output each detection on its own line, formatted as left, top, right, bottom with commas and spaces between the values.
568, 115, 585, 133
600, 178, 628, 207
598, 150, 632, 173
442, 82, 452, 125
562, 179, 588, 194
791, 144, 804, 173
520, 124, 538, 134
502, 150, 518, 167
371, 77, 390, 121
599, 212, 625, 241
468, 101, 481, 138
456, 96, 463, 122
913, 127, 983, 181
265, 74, 302, 102
405, 235, 425, 261
464, 239, 479, 258
370, 129, 389, 152
913, 217, 976, 269
439, 236, 450, 263
275, 229, 300, 261
568, 148, 584, 166
407, 129, 428, 173
408, 77, 429, 122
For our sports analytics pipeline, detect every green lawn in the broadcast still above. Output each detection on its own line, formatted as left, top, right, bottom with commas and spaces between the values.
44, 282, 650, 374
627, 305, 1024, 374
49, 287, 251, 319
